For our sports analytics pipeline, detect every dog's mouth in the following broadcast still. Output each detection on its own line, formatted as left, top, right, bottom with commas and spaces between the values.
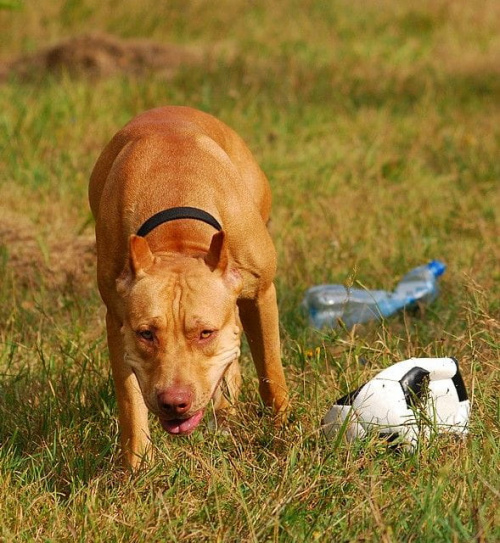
159, 409, 205, 436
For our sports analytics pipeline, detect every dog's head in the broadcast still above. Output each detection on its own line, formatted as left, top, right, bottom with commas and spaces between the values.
116, 232, 242, 435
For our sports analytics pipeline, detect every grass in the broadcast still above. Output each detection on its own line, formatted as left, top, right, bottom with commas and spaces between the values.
0, 0, 499, 540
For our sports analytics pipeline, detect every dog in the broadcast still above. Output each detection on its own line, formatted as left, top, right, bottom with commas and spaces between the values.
89, 106, 289, 469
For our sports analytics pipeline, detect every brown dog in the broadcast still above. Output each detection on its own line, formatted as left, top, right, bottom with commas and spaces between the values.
89, 106, 288, 469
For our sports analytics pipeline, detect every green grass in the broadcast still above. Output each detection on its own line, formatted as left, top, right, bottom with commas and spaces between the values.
1, 0, 499, 540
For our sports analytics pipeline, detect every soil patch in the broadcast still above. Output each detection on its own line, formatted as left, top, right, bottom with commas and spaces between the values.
0, 210, 95, 293
0, 32, 206, 82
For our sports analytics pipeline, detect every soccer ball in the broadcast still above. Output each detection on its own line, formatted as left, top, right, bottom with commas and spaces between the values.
322, 357, 470, 449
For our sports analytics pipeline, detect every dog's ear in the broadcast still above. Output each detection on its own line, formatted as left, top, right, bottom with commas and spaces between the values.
116, 235, 155, 296
205, 231, 228, 271
205, 231, 242, 293
129, 235, 155, 275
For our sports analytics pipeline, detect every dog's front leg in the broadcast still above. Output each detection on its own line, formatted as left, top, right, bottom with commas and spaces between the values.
238, 284, 289, 419
106, 312, 151, 470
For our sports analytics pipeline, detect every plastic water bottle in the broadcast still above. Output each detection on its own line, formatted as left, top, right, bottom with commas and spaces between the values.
303, 260, 446, 329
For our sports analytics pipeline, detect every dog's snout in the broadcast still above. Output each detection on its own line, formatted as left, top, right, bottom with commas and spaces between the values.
157, 386, 193, 417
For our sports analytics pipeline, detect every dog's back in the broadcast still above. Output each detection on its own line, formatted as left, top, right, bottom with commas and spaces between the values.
89, 106, 271, 225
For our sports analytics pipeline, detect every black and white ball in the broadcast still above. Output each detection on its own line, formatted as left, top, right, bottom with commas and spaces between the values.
322, 357, 470, 449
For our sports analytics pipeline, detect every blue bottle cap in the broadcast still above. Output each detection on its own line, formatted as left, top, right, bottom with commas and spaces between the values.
427, 260, 446, 277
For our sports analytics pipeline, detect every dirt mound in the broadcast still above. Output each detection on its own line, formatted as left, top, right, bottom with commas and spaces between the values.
0, 32, 205, 82
0, 211, 96, 293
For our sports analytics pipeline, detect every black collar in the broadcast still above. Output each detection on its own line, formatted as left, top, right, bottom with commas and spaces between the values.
136, 206, 222, 237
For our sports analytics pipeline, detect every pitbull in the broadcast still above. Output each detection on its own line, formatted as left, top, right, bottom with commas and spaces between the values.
89, 106, 288, 469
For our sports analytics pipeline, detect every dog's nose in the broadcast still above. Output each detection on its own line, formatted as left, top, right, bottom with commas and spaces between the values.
157, 387, 193, 417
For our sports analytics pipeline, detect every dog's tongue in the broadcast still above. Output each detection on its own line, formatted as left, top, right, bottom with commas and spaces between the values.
160, 409, 205, 435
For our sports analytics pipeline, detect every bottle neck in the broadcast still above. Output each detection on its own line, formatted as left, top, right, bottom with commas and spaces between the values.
427, 260, 446, 278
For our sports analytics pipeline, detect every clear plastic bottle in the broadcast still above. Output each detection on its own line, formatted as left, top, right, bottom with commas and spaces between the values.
303, 260, 446, 329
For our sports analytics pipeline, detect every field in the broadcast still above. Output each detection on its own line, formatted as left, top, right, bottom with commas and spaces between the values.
1, 0, 499, 540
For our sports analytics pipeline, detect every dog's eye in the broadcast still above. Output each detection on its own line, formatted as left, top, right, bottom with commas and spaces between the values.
199, 330, 214, 340
137, 329, 154, 342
